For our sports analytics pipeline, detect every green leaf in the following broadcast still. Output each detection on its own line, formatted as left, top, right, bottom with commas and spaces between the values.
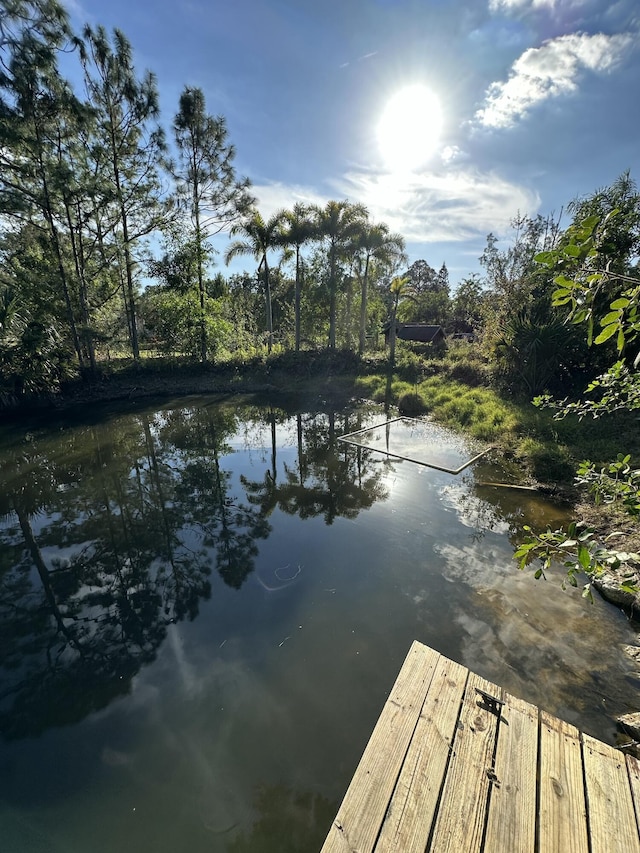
601, 311, 622, 325
514, 544, 535, 558
534, 251, 556, 265
578, 546, 591, 570
610, 298, 630, 309
583, 215, 601, 231
594, 323, 618, 344
554, 275, 577, 288
617, 327, 625, 353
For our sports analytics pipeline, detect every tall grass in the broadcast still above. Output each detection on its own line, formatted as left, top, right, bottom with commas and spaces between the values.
355, 366, 640, 485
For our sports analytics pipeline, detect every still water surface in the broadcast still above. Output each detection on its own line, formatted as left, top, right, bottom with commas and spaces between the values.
0, 397, 638, 852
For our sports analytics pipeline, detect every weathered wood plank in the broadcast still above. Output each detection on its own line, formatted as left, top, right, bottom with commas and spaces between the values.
538, 710, 589, 853
483, 692, 538, 853
626, 754, 640, 839
583, 733, 640, 853
374, 655, 468, 853
321, 641, 440, 853
428, 672, 501, 853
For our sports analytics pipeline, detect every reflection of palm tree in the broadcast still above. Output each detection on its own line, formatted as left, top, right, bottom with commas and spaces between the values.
240, 412, 280, 520
242, 410, 388, 525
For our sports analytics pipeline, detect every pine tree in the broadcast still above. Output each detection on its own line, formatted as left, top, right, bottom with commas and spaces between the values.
173, 87, 253, 362
81, 25, 167, 361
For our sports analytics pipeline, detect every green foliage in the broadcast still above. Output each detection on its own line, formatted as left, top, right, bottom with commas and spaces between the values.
514, 521, 640, 600
575, 455, 640, 516
450, 274, 485, 332
518, 175, 640, 588
494, 307, 573, 396
535, 360, 640, 419
141, 289, 230, 359
536, 210, 640, 356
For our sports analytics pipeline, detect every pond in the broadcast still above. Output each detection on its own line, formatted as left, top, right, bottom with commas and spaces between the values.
0, 396, 638, 853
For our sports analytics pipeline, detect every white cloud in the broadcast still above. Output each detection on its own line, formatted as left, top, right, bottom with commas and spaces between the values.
244, 167, 539, 249
331, 167, 540, 242
475, 31, 634, 128
250, 181, 329, 219
489, 0, 564, 10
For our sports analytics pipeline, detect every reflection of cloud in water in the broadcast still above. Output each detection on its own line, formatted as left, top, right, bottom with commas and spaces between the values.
439, 483, 509, 536
434, 539, 634, 735
435, 540, 512, 587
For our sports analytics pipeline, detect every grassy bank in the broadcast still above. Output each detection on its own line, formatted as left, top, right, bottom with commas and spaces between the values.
356, 348, 640, 489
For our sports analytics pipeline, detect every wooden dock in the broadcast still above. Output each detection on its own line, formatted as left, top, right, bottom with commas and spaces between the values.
322, 640, 640, 853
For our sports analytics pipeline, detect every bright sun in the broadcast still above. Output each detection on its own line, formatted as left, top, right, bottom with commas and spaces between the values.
377, 85, 443, 172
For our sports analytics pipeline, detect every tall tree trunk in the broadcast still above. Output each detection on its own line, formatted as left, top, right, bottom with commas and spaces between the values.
328, 246, 337, 349
35, 139, 84, 370
389, 300, 398, 366
63, 194, 97, 374
329, 286, 337, 349
359, 255, 371, 356
192, 152, 207, 363
345, 275, 353, 350
294, 247, 302, 352
264, 255, 273, 354
108, 114, 140, 361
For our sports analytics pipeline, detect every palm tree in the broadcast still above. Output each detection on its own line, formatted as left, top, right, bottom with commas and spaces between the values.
225, 210, 284, 353
356, 223, 406, 355
388, 275, 412, 365
314, 200, 368, 349
279, 202, 317, 351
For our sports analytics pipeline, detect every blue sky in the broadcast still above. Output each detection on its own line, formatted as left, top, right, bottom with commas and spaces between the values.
65, 0, 640, 286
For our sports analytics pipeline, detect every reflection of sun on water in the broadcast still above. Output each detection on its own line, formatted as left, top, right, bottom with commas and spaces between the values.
377, 84, 443, 173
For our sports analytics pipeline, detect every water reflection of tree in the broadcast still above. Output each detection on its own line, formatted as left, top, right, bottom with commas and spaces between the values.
0, 405, 268, 738
165, 405, 271, 589
241, 410, 388, 524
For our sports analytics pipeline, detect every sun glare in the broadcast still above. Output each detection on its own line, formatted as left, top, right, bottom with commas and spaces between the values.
377, 85, 443, 172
